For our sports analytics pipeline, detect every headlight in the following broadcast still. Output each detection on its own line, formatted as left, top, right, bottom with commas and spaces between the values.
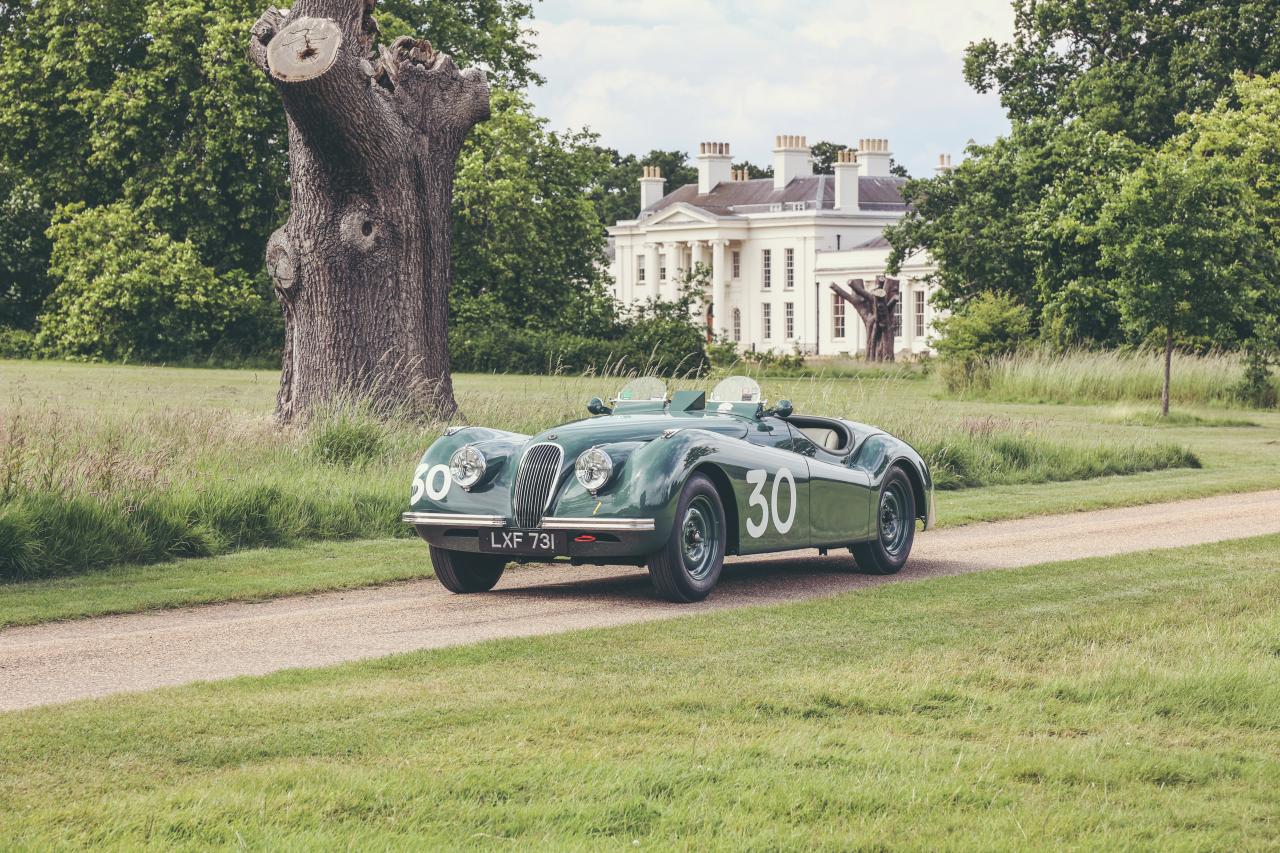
575, 447, 614, 493
449, 445, 486, 489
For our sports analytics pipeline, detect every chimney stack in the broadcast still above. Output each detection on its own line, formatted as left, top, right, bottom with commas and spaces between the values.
696, 142, 733, 194
857, 138, 893, 177
935, 153, 953, 175
773, 134, 813, 190
834, 149, 860, 212
639, 165, 665, 211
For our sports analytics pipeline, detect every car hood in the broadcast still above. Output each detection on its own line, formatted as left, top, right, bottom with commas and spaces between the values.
528, 411, 749, 454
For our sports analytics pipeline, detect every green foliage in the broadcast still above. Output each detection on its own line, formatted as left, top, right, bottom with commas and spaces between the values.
964, 0, 1280, 145
0, 0, 542, 361
452, 89, 615, 335
591, 148, 700, 228
450, 268, 710, 378
1098, 152, 1265, 356
35, 203, 263, 363
0, 327, 35, 359
1235, 318, 1280, 409
892, 5, 1280, 348
932, 292, 1032, 392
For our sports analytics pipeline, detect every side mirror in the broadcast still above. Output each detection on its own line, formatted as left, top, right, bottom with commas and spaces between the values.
775, 399, 794, 419
587, 396, 613, 416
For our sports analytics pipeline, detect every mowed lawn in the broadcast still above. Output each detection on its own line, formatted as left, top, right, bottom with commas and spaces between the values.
2, 535, 1278, 849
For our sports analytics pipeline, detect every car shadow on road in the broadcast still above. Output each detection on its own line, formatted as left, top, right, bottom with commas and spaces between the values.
487, 552, 972, 608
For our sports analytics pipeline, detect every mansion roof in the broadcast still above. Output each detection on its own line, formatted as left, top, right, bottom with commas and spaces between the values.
642, 175, 908, 219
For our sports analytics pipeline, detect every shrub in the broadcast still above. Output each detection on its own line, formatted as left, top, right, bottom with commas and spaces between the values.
933, 293, 1033, 392
1233, 320, 1279, 408
0, 327, 36, 359
36, 202, 263, 363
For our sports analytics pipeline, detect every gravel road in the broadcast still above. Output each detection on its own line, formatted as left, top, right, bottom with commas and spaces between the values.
2, 489, 1278, 712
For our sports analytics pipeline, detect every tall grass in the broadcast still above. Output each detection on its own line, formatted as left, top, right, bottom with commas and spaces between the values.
965, 349, 1275, 408
0, 369, 1199, 581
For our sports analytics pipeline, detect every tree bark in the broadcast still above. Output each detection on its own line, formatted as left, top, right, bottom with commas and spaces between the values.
830, 276, 901, 362
1162, 328, 1173, 418
248, 1, 490, 422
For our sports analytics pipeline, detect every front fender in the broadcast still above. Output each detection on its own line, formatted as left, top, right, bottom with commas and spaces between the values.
408, 427, 528, 517
549, 429, 730, 548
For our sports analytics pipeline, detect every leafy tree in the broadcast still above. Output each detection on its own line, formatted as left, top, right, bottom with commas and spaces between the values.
810, 141, 908, 177
810, 142, 849, 175
1098, 152, 1266, 416
0, 0, 540, 337
890, 0, 1280, 346
931, 291, 1033, 391
0, 167, 51, 328
732, 160, 773, 179
965, 0, 1280, 145
37, 203, 262, 362
452, 89, 615, 337
591, 149, 698, 229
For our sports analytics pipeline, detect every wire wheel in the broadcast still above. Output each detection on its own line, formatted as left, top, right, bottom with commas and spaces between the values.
681, 495, 720, 581
878, 479, 910, 557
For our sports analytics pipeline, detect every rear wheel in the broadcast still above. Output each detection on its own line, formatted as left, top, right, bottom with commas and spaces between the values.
647, 474, 726, 603
429, 545, 507, 593
851, 467, 916, 575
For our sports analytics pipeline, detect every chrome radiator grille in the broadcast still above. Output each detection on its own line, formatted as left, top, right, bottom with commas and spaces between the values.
513, 443, 564, 528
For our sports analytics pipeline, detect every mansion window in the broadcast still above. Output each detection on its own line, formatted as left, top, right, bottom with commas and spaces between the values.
915, 290, 927, 338
732, 250, 741, 279
637, 255, 646, 284
732, 308, 742, 342
762, 249, 772, 290
893, 295, 902, 336
784, 301, 795, 339
659, 255, 667, 281
832, 292, 846, 338
784, 248, 795, 290
762, 303, 773, 339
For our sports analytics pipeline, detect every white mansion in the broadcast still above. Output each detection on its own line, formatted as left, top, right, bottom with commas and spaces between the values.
607, 136, 949, 357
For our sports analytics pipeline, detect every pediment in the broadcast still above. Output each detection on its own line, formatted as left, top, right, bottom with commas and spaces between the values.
643, 203, 725, 227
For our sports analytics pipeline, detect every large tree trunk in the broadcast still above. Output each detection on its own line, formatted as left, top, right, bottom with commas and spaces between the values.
248, 1, 489, 422
830, 276, 901, 362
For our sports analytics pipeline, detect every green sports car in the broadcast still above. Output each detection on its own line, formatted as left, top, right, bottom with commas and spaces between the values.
404, 376, 934, 603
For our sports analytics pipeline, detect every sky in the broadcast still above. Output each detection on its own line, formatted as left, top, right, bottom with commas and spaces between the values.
527, 0, 1016, 177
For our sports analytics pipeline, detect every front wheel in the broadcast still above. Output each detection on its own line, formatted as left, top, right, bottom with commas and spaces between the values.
851, 467, 916, 575
429, 545, 507, 593
647, 474, 726, 603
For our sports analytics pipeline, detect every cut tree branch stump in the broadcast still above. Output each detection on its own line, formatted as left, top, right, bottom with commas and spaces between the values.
831, 276, 901, 362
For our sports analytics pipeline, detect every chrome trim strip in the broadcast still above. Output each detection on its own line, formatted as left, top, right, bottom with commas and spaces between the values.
402, 512, 506, 527
540, 517, 657, 532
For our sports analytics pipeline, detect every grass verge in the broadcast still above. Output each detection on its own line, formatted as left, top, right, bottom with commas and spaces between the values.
2, 535, 1278, 848
1, 362, 1205, 581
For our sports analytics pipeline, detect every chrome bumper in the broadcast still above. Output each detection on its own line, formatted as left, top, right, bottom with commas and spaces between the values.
401, 512, 506, 527
402, 513, 656, 532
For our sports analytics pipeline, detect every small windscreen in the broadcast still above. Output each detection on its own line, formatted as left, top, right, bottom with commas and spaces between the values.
709, 376, 763, 403
615, 377, 667, 402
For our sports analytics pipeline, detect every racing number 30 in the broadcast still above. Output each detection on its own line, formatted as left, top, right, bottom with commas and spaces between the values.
745, 467, 796, 538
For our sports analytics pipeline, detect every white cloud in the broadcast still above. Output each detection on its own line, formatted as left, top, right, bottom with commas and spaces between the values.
526, 0, 1015, 176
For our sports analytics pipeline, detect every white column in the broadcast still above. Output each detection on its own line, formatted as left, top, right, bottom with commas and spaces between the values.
663, 242, 683, 299
710, 239, 729, 338
690, 240, 707, 273
643, 243, 659, 297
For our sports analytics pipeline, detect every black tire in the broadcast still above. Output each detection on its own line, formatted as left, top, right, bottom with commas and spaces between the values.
851, 466, 916, 575
647, 473, 727, 603
429, 545, 507, 594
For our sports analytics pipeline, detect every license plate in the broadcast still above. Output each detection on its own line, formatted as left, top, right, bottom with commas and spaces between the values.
479, 529, 564, 556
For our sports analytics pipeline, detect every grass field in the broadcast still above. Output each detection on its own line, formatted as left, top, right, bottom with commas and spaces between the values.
2, 357, 1277, 611
2, 534, 1278, 848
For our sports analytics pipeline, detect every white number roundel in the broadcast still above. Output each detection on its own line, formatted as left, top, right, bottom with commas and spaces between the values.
745, 467, 796, 538
410, 463, 451, 503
